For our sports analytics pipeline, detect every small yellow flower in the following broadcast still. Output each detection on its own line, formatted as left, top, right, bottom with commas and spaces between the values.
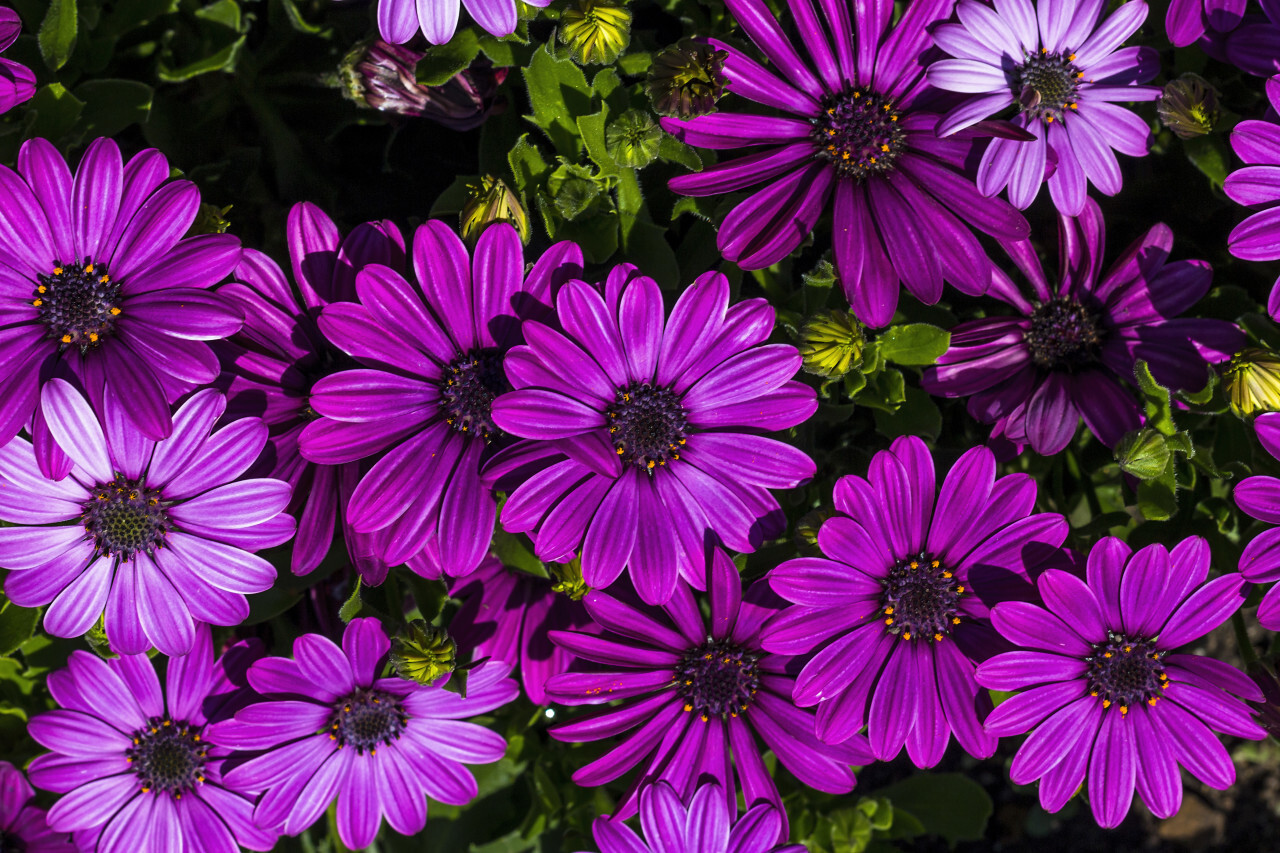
797, 309, 865, 379
559, 0, 632, 66
1225, 348, 1280, 416
389, 620, 457, 686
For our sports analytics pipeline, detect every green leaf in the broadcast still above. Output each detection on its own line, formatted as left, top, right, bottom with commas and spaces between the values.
157, 36, 246, 82
338, 577, 363, 623
878, 323, 951, 366
656, 133, 701, 171
880, 772, 993, 847
492, 530, 547, 578
1183, 134, 1230, 190
1138, 474, 1178, 521
620, 217, 680, 289
416, 28, 482, 86
24, 83, 86, 142
278, 0, 324, 34
522, 42, 593, 155
1133, 360, 1177, 434
508, 133, 552, 196
873, 386, 942, 441
38, 0, 78, 71
74, 80, 153, 138
853, 368, 906, 413
0, 600, 39, 657
577, 108, 618, 176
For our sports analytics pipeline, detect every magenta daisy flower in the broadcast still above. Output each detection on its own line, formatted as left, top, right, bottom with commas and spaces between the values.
218, 202, 405, 581
26, 627, 278, 853
0, 137, 242, 473
1235, 412, 1280, 629
296, 222, 583, 577
0, 761, 74, 852
546, 549, 870, 824
0, 380, 294, 656
1226, 76, 1280, 320
927, 0, 1161, 215
762, 436, 1070, 766
922, 198, 1243, 455
208, 618, 519, 850
659, 0, 1029, 327
489, 267, 816, 605
1166, 0, 1250, 44
448, 554, 591, 705
0, 7, 34, 115
977, 537, 1264, 827
370, 0, 552, 45
577, 781, 805, 853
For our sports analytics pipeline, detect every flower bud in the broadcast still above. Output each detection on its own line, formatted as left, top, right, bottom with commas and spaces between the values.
340, 40, 507, 131
185, 203, 233, 237
1224, 347, 1280, 416
605, 109, 664, 168
1114, 428, 1171, 480
559, 0, 631, 66
461, 176, 530, 245
798, 309, 865, 379
646, 38, 728, 119
1157, 73, 1219, 139
389, 620, 457, 686
549, 556, 589, 601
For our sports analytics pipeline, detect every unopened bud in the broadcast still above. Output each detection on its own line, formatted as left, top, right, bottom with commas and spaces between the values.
1157, 73, 1219, 139
606, 110, 664, 168
798, 309, 865, 379
389, 620, 457, 686
1225, 347, 1280, 417
461, 176, 530, 244
559, 0, 631, 66
1115, 428, 1171, 480
548, 556, 589, 601
646, 38, 728, 119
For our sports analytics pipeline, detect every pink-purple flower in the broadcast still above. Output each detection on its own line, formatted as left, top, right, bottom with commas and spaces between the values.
1235, 411, 1280, 628
0, 7, 34, 115
0, 761, 74, 852
927, 0, 1161, 215
1226, 76, 1280, 320
369, 0, 552, 45
0, 380, 294, 655
978, 537, 1264, 827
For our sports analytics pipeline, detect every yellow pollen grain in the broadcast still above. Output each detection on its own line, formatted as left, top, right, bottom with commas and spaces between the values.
1120, 705, 1128, 715
1148, 697, 1158, 706
1102, 699, 1110, 708
85, 264, 94, 273
100, 275, 110, 283
700, 714, 709, 722
951, 617, 961, 625
37, 285, 45, 293
61, 334, 71, 343
684, 704, 693, 712
32, 299, 41, 307
1068, 53, 1076, 60
89, 333, 98, 342
884, 617, 894, 625
933, 633, 943, 641
110, 307, 121, 315
53, 266, 62, 275
901, 632, 912, 640
883, 606, 894, 615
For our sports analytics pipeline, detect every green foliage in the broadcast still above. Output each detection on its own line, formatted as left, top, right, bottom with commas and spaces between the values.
38, 0, 78, 71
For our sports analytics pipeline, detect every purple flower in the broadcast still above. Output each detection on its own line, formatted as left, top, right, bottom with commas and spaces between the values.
927, 0, 1161, 215
0, 380, 294, 655
576, 781, 805, 853
1235, 411, 1280, 629
488, 267, 816, 605
0, 137, 242, 474
26, 626, 277, 853
545, 550, 869, 826
1166, 0, 1251, 44
977, 537, 1265, 827
218, 202, 405, 581
0, 7, 35, 114
658, 0, 1029, 328
0, 761, 74, 852
1168, 1, 1280, 75
370, 0, 552, 45
922, 198, 1243, 455
448, 554, 591, 705
296, 222, 582, 577
1226, 76, 1280, 320
762, 436, 1070, 767
345, 41, 508, 129
207, 618, 519, 850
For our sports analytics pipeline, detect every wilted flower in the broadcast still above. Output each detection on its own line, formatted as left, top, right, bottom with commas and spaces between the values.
798, 309, 865, 379
645, 38, 727, 119
1157, 74, 1220, 138
1224, 347, 1280, 416
559, 0, 631, 66
390, 620, 458, 686
605, 109, 664, 168
341, 40, 507, 131
461, 175, 530, 244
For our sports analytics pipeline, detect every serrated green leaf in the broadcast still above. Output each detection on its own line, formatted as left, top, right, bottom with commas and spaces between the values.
0, 601, 39, 657
656, 133, 701, 171
338, 577, 362, 623
1134, 360, 1177, 434
416, 28, 481, 86
878, 323, 951, 366
38, 0, 77, 71
577, 108, 618, 175
522, 43, 593, 155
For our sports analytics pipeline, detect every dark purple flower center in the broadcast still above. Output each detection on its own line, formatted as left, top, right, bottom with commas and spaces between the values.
82, 478, 170, 561
439, 349, 507, 441
606, 382, 688, 471
327, 688, 408, 754
880, 555, 963, 642
1017, 50, 1082, 123
1025, 297, 1103, 371
0, 831, 25, 852
33, 258, 121, 353
1085, 632, 1169, 714
127, 717, 207, 796
675, 639, 761, 721
811, 88, 906, 181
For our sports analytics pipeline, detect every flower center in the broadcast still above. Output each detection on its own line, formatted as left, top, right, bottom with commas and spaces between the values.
1025, 297, 1103, 371
675, 639, 761, 721
33, 259, 121, 352
82, 478, 170, 561
606, 382, 688, 471
127, 718, 207, 796
439, 349, 507, 442
880, 555, 963, 642
1085, 633, 1169, 714
1017, 49, 1082, 123
811, 88, 906, 181
327, 689, 408, 754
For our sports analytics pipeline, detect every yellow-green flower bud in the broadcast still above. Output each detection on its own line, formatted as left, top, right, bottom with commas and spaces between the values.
389, 620, 457, 686
1224, 347, 1280, 416
460, 176, 530, 245
798, 309, 865, 379
1157, 73, 1219, 139
1115, 428, 1171, 480
549, 555, 589, 601
559, 0, 631, 66
646, 38, 728, 119
794, 508, 835, 556
186, 203, 233, 237
606, 109, 664, 168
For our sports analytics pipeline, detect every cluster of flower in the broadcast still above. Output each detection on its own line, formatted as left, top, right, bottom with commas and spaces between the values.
2, 0, 1280, 851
